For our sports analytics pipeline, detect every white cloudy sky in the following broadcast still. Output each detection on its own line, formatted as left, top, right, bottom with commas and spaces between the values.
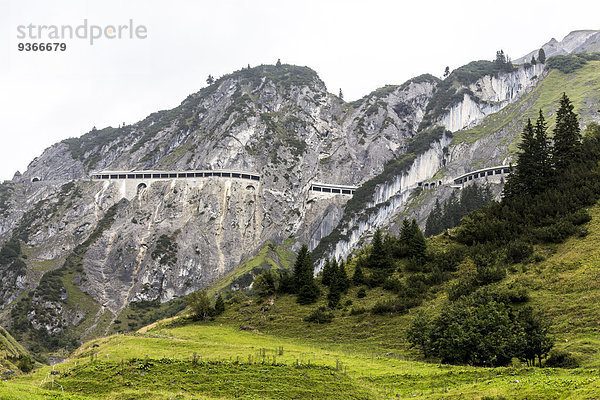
0, 0, 598, 180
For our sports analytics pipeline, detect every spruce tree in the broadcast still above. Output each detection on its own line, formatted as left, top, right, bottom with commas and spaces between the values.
512, 118, 537, 196
321, 257, 333, 286
327, 279, 341, 308
538, 48, 546, 63
425, 199, 443, 237
214, 294, 225, 316
533, 110, 552, 188
531, 55, 537, 65
293, 244, 313, 292
408, 219, 426, 260
353, 259, 365, 285
368, 229, 393, 270
495, 50, 506, 66
552, 93, 581, 170
337, 261, 350, 293
327, 260, 340, 307
400, 219, 412, 243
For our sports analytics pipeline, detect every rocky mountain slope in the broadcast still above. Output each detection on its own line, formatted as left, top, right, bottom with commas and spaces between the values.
2, 33, 600, 354
514, 29, 600, 64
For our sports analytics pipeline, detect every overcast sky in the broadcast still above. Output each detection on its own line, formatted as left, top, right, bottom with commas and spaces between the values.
1, 0, 598, 180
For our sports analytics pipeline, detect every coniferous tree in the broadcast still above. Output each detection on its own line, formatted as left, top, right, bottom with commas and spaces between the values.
293, 244, 320, 304
337, 261, 350, 292
444, 66, 450, 77
293, 244, 313, 292
206, 75, 214, 85
214, 294, 225, 316
408, 219, 426, 260
338, 88, 344, 100
368, 229, 393, 271
495, 50, 506, 66
538, 48, 546, 63
531, 55, 537, 65
328, 260, 350, 307
276, 58, 282, 67
353, 259, 365, 285
399, 219, 412, 245
425, 199, 443, 237
506, 118, 536, 197
321, 257, 334, 286
327, 260, 340, 307
327, 280, 341, 308
553, 93, 581, 170
533, 110, 552, 187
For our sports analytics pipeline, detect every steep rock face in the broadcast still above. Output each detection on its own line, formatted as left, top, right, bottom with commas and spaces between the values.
324, 133, 453, 262
439, 63, 545, 131
0, 65, 441, 345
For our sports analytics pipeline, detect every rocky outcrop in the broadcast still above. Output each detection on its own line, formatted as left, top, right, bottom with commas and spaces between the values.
439, 63, 545, 132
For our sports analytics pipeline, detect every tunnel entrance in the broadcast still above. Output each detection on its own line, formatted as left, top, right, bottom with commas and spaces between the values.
31, 177, 40, 182
137, 182, 147, 194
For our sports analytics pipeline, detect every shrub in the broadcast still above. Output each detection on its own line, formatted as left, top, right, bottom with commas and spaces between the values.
357, 288, 367, 298
16, 356, 33, 373
544, 349, 580, 368
349, 306, 366, 315
253, 271, 278, 297
382, 277, 405, 293
371, 300, 397, 315
187, 290, 213, 321
304, 307, 333, 323
506, 240, 533, 264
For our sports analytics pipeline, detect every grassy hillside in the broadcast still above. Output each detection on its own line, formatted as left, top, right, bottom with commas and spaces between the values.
0, 326, 31, 372
4, 197, 600, 398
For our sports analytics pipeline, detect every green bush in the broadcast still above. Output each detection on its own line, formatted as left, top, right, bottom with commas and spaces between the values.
546, 53, 600, 74
371, 300, 397, 315
544, 349, 580, 368
304, 307, 333, 323
506, 240, 533, 264
349, 306, 366, 315
16, 355, 34, 373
